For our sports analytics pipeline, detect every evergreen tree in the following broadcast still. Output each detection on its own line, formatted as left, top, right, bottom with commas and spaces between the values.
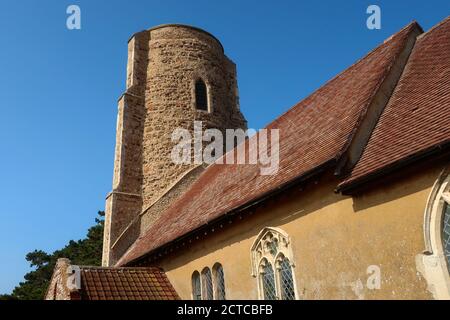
1, 211, 104, 300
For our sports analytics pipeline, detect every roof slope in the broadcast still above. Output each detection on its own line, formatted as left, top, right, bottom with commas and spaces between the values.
79, 266, 179, 300
118, 22, 420, 266
339, 16, 450, 191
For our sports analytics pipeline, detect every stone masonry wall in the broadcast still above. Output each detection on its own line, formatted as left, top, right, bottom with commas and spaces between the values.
142, 26, 247, 210
103, 25, 247, 266
45, 258, 72, 300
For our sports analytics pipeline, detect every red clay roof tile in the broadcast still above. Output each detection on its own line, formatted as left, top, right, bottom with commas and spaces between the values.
339, 16, 450, 191
79, 267, 179, 300
117, 22, 422, 266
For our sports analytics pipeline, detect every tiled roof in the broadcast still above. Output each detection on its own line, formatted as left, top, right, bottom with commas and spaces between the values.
117, 22, 420, 266
339, 16, 450, 191
79, 267, 179, 300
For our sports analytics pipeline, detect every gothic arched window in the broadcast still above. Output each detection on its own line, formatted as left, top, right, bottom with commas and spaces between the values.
192, 265, 227, 300
195, 79, 208, 111
420, 168, 450, 299
444, 203, 450, 271
260, 259, 277, 300
192, 271, 201, 300
251, 227, 298, 300
278, 255, 296, 300
201, 267, 213, 300
433, 173, 450, 272
213, 263, 226, 300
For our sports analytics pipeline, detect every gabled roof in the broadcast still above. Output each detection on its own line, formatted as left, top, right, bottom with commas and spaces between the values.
45, 258, 179, 300
117, 22, 421, 266
339, 16, 450, 192
79, 266, 179, 300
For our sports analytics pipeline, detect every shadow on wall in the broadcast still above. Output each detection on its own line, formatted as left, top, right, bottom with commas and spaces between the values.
154, 160, 446, 271
154, 170, 345, 270
351, 160, 446, 213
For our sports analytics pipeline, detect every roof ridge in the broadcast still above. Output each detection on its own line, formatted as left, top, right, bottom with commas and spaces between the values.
203, 22, 422, 171
417, 15, 450, 40
79, 265, 162, 270
262, 21, 420, 130
116, 21, 431, 267
337, 16, 450, 193
334, 22, 422, 172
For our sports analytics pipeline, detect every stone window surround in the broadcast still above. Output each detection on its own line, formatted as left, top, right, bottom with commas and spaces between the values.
191, 75, 213, 113
417, 167, 450, 299
251, 227, 299, 300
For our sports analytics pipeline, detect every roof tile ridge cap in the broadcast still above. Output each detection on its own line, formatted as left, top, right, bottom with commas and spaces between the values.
79, 266, 163, 275
262, 22, 418, 130
382, 21, 422, 43
79, 265, 133, 270
416, 15, 450, 40
79, 265, 141, 269
336, 26, 427, 191
334, 22, 422, 166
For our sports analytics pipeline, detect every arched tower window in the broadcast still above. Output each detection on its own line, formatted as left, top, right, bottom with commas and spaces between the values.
191, 271, 201, 300
420, 168, 450, 299
213, 263, 226, 300
195, 79, 208, 111
251, 227, 298, 300
201, 267, 213, 300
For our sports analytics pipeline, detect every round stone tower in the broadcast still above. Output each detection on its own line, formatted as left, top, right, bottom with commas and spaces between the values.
103, 24, 247, 266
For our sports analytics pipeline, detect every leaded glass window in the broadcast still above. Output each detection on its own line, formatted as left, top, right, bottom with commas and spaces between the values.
268, 238, 278, 256
201, 267, 213, 300
195, 79, 208, 111
213, 263, 226, 300
279, 257, 295, 300
251, 228, 298, 300
261, 260, 277, 300
192, 271, 201, 300
422, 172, 450, 299
443, 202, 450, 272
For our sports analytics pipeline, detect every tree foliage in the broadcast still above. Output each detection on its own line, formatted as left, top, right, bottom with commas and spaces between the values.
0, 211, 104, 300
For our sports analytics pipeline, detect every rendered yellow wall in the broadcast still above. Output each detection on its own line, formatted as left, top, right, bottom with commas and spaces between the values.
156, 165, 444, 300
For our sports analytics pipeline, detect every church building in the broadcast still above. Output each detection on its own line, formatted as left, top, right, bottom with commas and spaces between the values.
47, 17, 450, 300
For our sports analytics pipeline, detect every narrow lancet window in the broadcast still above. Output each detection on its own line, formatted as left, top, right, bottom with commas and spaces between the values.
195, 79, 208, 111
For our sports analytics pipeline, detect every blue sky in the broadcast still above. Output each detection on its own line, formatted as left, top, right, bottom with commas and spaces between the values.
0, 0, 448, 294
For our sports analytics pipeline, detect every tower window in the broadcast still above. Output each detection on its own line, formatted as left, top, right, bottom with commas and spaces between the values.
195, 79, 208, 111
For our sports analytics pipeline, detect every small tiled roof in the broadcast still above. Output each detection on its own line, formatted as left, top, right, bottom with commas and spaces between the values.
79, 267, 179, 300
117, 22, 420, 266
339, 16, 450, 191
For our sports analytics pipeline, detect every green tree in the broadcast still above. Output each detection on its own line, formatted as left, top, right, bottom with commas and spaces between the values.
2, 211, 104, 300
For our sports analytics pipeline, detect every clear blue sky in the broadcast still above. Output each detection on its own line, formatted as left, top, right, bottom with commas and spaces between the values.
0, 0, 448, 294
